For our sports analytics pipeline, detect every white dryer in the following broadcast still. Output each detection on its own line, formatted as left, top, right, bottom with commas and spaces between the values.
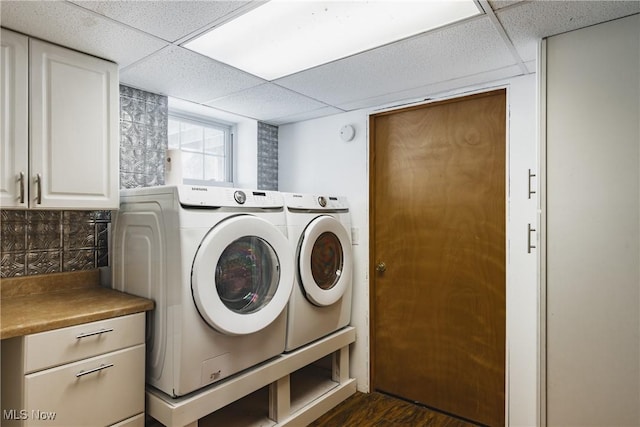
111, 186, 294, 397
282, 193, 353, 352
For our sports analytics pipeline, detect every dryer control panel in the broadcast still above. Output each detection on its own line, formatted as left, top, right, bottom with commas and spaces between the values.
283, 192, 349, 212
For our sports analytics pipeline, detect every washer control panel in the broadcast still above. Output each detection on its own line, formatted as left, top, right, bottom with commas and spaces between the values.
177, 186, 283, 208
234, 190, 247, 205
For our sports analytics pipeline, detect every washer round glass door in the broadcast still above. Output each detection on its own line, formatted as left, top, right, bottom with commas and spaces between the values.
298, 215, 353, 306
192, 215, 294, 335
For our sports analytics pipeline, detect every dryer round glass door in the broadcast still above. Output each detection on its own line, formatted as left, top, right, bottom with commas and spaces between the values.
311, 232, 343, 290
192, 215, 294, 336
298, 215, 353, 306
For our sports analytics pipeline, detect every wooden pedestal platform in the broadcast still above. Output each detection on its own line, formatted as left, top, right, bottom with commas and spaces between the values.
147, 327, 357, 427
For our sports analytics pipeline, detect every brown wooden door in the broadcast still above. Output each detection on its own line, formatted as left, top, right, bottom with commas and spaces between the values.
370, 89, 506, 427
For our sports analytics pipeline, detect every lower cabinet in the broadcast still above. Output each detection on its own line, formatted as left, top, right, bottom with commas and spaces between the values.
1, 313, 146, 427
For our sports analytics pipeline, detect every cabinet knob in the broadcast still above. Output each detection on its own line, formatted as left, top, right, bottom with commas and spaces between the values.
376, 262, 387, 273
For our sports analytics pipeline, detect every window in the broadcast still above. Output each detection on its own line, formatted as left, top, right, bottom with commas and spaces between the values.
168, 112, 233, 185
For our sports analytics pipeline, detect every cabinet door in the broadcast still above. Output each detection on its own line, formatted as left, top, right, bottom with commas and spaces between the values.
545, 14, 640, 426
29, 39, 119, 210
0, 29, 28, 208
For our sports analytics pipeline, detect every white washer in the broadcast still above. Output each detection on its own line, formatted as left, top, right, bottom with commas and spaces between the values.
111, 186, 294, 397
282, 193, 353, 352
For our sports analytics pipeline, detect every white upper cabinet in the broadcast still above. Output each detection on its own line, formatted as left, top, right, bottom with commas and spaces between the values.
0, 29, 28, 208
0, 28, 119, 210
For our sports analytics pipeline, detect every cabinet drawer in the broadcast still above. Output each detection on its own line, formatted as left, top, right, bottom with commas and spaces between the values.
24, 313, 144, 373
24, 344, 145, 427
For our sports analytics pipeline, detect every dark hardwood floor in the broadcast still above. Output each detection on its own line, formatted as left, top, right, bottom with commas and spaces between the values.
147, 389, 482, 427
308, 392, 481, 427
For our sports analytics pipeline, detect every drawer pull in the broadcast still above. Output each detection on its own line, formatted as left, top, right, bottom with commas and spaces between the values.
18, 171, 25, 204
75, 363, 114, 378
76, 328, 114, 339
35, 173, 42, 204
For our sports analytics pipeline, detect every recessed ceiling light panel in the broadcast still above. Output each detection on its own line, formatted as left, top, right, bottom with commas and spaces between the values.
184, 0, 482, 80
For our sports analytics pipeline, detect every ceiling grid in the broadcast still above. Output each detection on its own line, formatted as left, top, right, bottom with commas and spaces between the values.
0, 0, 637, 125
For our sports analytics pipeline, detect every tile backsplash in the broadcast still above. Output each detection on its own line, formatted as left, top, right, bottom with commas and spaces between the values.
1, 85, 278, 278
119, 85, 169, 188
1, 210, 110, 277
258, 122, 278, 191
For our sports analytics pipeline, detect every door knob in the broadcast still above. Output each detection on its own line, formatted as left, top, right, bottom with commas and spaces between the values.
376, 262, 387, 273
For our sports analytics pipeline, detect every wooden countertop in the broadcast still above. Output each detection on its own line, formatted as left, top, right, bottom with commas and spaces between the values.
1, 269, 154, 340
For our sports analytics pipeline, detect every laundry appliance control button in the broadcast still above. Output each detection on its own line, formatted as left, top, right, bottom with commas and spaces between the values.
234, 190, 246, 204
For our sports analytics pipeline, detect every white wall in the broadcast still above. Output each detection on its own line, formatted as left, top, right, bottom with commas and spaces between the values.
234, 119, 258, 189
505, 73, 538, 427
279, 73, 538, 426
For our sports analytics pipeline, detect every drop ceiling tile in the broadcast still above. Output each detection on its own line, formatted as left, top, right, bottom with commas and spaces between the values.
0, 0, 167, 68
205, 84, 331, 122
275, 16, 517, 108
487, 0, 526, 11
268, 106, 345, 126
497, 1, 640, 62
339, 64, 523, 111
69, 0, 253, 43
120, 45, 265, 103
